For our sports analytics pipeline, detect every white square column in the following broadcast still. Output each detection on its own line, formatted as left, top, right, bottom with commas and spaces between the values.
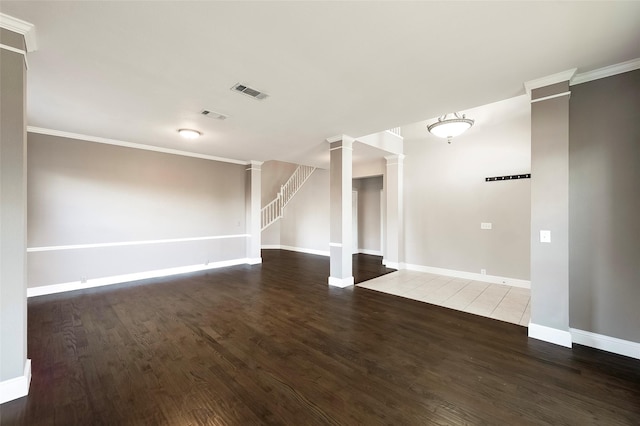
245, 161, 263, 264
328, 137, 354, 287
526, 72, 575, 348
384, 154, 405, 269
0, 25, 31, 404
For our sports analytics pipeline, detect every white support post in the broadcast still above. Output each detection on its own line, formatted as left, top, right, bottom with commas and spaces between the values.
246, 161, 263, 264
328, 136, 354, 287
384, 154, 405, 270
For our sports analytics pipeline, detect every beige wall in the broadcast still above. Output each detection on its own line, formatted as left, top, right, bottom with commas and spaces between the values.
27, 133, 248, 288
354, 176, 383, 253
1, 31, 28, 385
279, 169, 330, 253
261, 160, 297, 205
402, 95, 531, 279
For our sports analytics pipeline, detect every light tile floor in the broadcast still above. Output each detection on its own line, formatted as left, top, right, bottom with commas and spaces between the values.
358, 270, 530, 326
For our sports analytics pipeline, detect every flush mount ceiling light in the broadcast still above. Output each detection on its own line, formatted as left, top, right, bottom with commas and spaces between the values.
427, 112, 474, 144
178, 129, 201, 139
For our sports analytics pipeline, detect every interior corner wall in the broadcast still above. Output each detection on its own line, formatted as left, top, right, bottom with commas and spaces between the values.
403, 95, 531, 280
279, 169, 330, 253
568, 69, 640, 343
355, 176, 383, 253
261, 220, 281, 246
27, 133, 248, 290
261, 160, 298, 205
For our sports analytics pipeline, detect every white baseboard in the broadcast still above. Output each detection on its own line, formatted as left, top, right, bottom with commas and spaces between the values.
528, 322, 572, 348
404, 263, 530, 289
358, 249, 383, 256
246, 257, 262, 265
382, 260, 405, 270
328, 276, 355, 288
27, 258, 256, 298
261, 245, 330, 257
0, 359, 31, 404
571, 328, 640, 360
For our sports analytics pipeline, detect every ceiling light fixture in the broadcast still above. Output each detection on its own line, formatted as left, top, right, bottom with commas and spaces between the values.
178, 129, 201, 139
427, 112, 474, 144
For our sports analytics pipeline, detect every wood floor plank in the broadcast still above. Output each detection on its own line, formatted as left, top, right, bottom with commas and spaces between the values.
1, 250, 639, 425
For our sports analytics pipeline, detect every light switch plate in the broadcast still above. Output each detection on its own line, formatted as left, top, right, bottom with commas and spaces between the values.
540, 230, 551, 243
481, 222, 492, 230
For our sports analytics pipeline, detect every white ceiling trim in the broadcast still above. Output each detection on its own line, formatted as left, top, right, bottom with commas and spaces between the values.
571, 58, 640, 86
530, 91, 571, 104
0, 43, 29, 69
27, 126, 249, 166
0, 43, 25, 56
0, 13, 37, 52
524, 68, 577, 96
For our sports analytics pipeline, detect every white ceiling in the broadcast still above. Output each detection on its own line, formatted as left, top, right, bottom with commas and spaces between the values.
2, 1, 639, 167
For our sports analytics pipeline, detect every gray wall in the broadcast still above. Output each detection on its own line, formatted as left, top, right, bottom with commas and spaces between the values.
280, 169, 330, 252
27, 133, 248, 288
402, 96, 531, 279
569, 70, 640, 342
0, 30, 28, 384
261, 160, 297, 205
354, 176, 383, 253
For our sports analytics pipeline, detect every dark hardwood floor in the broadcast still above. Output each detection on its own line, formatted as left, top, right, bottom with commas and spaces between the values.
2, 250, 639, 425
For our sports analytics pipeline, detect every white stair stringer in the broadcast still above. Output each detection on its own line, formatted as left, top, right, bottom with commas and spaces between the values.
261, 165, 316, 230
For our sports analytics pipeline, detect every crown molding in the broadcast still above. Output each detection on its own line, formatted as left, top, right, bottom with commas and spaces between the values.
0, 13, 37, 52
571, 58, 640, 85
524, 68, 577, 96
27, 127, 249, 166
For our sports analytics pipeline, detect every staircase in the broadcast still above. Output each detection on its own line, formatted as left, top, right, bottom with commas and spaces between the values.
262, 164, 316, 230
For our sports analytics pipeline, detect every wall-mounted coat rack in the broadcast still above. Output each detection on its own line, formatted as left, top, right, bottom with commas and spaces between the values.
485, 174, 531, 182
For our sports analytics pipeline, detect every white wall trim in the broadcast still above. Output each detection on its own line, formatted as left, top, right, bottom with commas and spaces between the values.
0, 13, 37, 51
328, 276, 354, 288
27, 258, 256, 298
528, 323, 572, 348
382, 260, 405, 270
524, 68, 577, 95
530, 91, 571, 104
571, 58, 640, 85
358, 249, 383, 256
27, 234, 249, 252
0, 43, 29, 69
261, 244, 330, 257
246, 257, 262, 265
27, 126, 249, 165
571, 328, 640, 360
0, 43, 25, 56
0, 359, 31, 404
404, 263, 531, 289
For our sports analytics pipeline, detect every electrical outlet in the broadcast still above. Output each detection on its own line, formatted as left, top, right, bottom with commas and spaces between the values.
480, 269, 486, 275
80, 276, 87, 283
540, 230, 551, 243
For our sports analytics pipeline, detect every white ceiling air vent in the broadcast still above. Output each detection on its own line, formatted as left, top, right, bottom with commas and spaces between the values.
201, 110, 228, 120
231, 83, 268, 100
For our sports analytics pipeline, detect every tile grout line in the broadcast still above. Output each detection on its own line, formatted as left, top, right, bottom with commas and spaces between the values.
518, 297, 531, 325
459, 281, 491, 311
442, 280, 473, 303
488, 285, 511, 317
